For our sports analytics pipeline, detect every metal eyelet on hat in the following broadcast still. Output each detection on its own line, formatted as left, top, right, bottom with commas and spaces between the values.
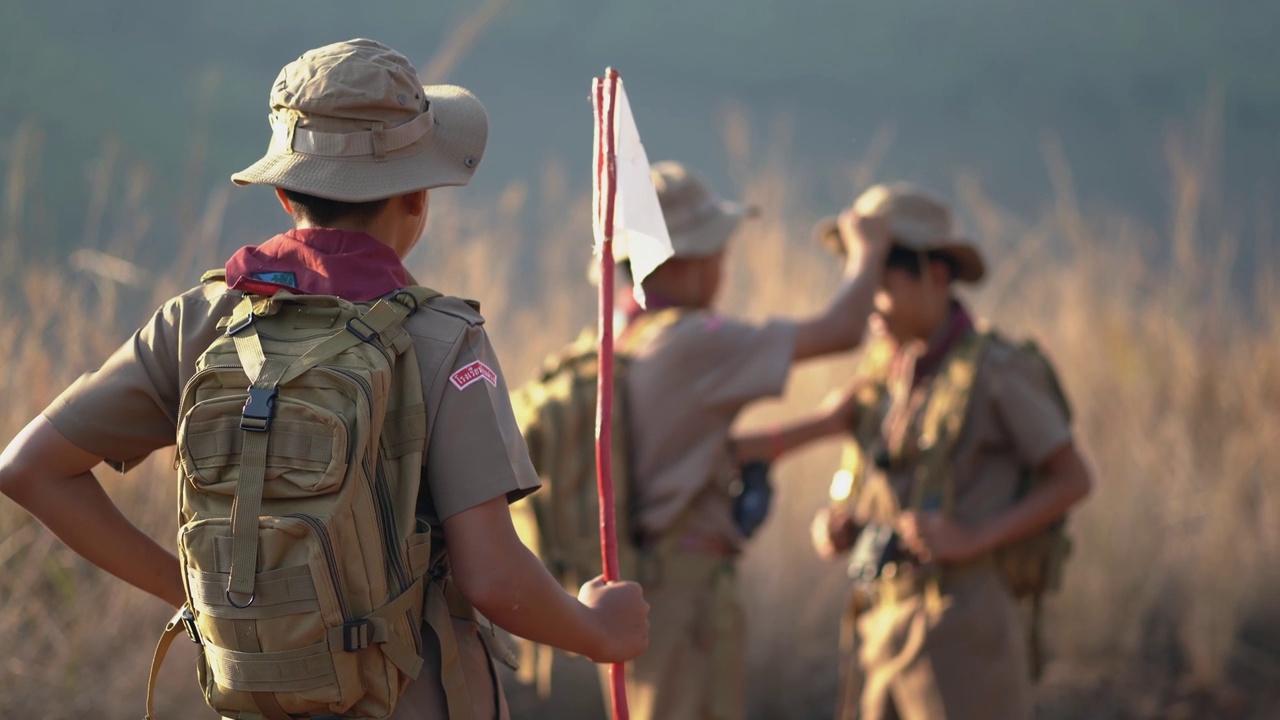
464, 156, 477, 168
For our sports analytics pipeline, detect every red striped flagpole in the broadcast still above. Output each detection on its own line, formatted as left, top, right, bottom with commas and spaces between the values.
592, 67, 629, 720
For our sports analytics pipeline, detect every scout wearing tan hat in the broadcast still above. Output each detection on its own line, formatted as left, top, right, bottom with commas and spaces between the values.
0, 38, 649, 720
600, 162, 901, 720
806, 183, 1093, 720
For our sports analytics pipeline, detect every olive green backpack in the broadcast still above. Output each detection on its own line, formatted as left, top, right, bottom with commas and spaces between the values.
143, 277, 473, 720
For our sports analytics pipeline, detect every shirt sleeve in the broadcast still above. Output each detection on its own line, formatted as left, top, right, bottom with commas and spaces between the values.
41, 298, 185, 472
422, 324, 541, 521
684, 316, 800, 413
987, 349, 1073, 468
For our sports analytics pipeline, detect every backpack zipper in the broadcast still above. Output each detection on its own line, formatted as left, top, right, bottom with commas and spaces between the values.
285, 513, 351, 621
176, 364, 243, 423
323, 367, 412, 598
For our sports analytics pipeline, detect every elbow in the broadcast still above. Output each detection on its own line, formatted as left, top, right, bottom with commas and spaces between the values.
451, 557, 519, 618
829, 321, 864, 354
0, 450, 34, 504
1060, 451, 1093, 507
1070, 464, 1094, 505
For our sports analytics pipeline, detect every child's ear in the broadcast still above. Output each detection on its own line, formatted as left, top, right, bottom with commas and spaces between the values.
274, 188, 296, 216
401, 189, 428, 217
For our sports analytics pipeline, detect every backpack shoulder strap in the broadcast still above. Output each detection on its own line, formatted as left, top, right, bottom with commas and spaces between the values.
909, 329, 993, 513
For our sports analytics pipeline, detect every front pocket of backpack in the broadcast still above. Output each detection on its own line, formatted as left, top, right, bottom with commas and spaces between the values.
181, 516, 363, 713
178, 394, 350, 498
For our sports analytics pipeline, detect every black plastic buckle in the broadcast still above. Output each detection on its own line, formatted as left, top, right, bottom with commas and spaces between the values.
180, 607, 202, 645
240, 387, 278, 432
225, 314, 254, 336
346, 317, 379, 344
341, 619, 373, 652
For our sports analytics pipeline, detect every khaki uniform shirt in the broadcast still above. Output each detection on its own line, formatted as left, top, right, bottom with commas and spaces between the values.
43, 281, 539, 719
849, 336, 1071, 720
625, 311, 798, 550
853, 338, 1071, 527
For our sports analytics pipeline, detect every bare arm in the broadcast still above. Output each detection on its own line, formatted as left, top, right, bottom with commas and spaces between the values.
899, 442, 1093, 564
971, 442, 1092, 552
0, 416, 185, 608
444, 495, 648, 663
732, 380, 868, 465
792, 212, 892, 361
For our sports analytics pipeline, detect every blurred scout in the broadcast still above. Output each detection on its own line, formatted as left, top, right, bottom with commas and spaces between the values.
812, 183, 1092, 720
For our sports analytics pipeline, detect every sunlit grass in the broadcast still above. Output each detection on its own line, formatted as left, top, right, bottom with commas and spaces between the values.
1, 106, 1276, 717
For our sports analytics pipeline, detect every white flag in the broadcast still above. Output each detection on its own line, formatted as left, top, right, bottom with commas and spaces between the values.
594, 79, 673, 308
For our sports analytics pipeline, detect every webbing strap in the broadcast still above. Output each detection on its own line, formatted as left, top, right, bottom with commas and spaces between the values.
906, 333, 990, 608
381, 404, 428, 458
225, 348, 289, 600
277, 299, 408, 387
206, 640, 336, 693
234, 614, 293, 720
322, 575, 427, 680
908, 333, 990, 514
186, 422, 334, 467
426, 580, 472, 720
227, 427, 271, 600
143, 607, 188, 720
189, 565, 319, 619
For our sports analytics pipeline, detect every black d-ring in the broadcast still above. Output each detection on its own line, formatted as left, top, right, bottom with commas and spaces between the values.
391, 290, 421, 315
226, 589, 256, 609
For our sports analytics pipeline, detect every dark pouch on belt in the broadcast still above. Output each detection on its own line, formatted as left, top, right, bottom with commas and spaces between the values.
730, 460, 774, 538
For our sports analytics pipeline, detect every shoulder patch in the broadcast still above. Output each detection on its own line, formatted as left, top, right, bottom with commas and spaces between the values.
450, 360, 498, 390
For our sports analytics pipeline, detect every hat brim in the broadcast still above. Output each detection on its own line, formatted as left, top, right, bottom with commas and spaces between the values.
813, 216, 986, 283
669, 201, 759, 259
231, 84, 488, 202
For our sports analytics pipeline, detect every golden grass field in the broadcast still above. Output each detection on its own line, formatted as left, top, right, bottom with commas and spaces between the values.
0, 108, 1277, 719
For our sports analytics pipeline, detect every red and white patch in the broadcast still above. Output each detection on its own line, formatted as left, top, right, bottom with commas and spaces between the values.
450, 360, 498, 391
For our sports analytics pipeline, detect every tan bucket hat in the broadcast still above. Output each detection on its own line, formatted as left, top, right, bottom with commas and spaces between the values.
650, 161, 758, 259
232, 38, 488, 202
814, 182, 985, 283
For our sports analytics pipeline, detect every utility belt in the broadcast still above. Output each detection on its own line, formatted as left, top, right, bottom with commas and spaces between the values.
636, 515, 739, 590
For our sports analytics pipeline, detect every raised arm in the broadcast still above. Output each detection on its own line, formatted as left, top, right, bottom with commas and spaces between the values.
731, 379, 869, 466
0, 416, 186, 608
792, 211, 892, 361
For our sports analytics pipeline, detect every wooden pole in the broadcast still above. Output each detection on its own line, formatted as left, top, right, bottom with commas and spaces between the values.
592, 66, 629, 720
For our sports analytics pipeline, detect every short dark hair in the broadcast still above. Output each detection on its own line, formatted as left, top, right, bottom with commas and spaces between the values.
885, 244, 959, 282
282, 189, 390, 228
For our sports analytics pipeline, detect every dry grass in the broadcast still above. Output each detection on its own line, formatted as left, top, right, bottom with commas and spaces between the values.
1, 106, 1277, 719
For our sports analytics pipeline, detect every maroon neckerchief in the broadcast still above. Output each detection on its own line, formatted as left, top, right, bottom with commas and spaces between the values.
618, 288, 690, 344
224, 228, 411, 302
894, 301, 976, 388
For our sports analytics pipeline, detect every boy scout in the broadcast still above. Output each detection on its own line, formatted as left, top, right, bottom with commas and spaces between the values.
0, 38, 647, 719
810, 183, 1093, 720
619, 161, 892, 720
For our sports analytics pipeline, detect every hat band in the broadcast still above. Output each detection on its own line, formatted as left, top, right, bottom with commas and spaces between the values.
888, 215, 952, 246
268, 108, 436, 160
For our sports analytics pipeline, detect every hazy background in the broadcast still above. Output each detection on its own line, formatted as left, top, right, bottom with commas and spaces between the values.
3, 0, 1279, 254
2, 2, 1278, 719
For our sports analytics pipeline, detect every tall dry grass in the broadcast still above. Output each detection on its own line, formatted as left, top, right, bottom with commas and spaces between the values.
1, 106, 1277, 719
